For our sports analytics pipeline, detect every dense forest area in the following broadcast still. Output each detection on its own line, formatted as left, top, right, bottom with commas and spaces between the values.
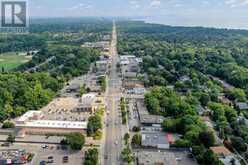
117, 21, 248, 165
0, 18, 112, 53
0, 18, 112, 122
0, 72, 63, 121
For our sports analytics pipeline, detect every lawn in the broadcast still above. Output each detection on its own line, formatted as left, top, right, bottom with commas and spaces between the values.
0, 52, 32, 71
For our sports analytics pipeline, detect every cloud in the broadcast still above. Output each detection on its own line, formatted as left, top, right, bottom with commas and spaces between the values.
241, 0, 248, 5
225, 0, 248, 7
67, 3, 92, 10
129, 0, 140, 9
202, 1, 210, 5
150, 0, 161, 8
174, 3, 182, 7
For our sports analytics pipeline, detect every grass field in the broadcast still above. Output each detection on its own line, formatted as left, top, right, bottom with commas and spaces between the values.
0, 52, 32, 71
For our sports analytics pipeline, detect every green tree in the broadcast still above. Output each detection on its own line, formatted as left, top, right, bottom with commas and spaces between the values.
131, 134, 141, 147
231, 137, 247, 152
66, 133, 85, 150
121, 147, 134, 164
124, 133, 130, 145
6, 133, 15, 143
2, 121, 15, 129
84, 148, 98, 165
199, 93, 210, 106
79, 85, 86, 96
199, 131, 215, 148
87, 115, 102, 136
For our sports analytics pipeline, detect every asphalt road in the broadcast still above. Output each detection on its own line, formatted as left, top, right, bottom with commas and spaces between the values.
102, 21, 123, 165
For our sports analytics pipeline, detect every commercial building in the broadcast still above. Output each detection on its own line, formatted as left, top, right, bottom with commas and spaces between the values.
77, 93, 103, 113
141, 132, 176, 149
123, 80, 144, 89
81, 41, 109, 51
95, 60, 109, 74
137, 151, 177, 165
136, 100, 165, 127
119, 55, 143, 78
15, 111, 87, 137
126, 87, 146, 95
140, 114, 165, 127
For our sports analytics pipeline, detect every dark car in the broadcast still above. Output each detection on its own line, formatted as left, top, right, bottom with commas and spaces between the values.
40, 161, 46, 165
1, 143, 10, 147
48, 156, 53, 159
63, 156, 69, 163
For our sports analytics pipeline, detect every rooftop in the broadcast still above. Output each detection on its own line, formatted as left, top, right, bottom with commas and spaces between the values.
140, 114, 165, 124
17, 120, 87, 129
137, 151, 177, 165
141, 132, 169, 148
210, 146, 232, 156
80, 93, 97, 106
235, 102, 248, 110
17, 111, 42, 122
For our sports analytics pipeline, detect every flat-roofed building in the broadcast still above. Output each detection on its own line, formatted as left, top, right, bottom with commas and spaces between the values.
95, 60, 109, 74
123, 80, 144, 89
141, 132, 174, 149
15, 111, 87, 137
120, 55, 142, 79
78, 93, 98, 113
16, 111, 43, 125
81, 41, 109, 51
137, 151, 177, 165
77, 93, 104, 113
140, 114, 165, 127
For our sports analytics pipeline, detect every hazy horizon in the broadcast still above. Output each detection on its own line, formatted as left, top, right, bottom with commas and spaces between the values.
27, 0, 248, 30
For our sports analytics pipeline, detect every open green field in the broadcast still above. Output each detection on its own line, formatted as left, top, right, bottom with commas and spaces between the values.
0, 52, 32, 71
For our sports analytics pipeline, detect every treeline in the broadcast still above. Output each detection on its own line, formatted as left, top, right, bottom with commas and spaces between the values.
0, 18, 112, 54
0, 34, 46, 53
30, 18, 112, 33
0, 72, 63, 121
18, 45, 100, 78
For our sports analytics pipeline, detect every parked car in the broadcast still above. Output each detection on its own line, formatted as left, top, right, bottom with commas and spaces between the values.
39, 161, 46, 165
1, 142, 10, 147
47, 159, 54, 163
63, 156, 69, 163
48, 156, 53, 159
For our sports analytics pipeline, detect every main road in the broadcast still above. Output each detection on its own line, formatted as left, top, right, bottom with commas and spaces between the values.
102, 21, 123, 165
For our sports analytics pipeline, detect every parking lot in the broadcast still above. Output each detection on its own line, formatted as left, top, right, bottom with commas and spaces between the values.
0, 143, 85, 165
135, 149, 198, 165
40, 97, 92, 122
127, 98, 140, 131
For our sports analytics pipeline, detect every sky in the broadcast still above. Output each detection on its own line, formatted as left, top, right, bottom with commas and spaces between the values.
29, 0, 248, 29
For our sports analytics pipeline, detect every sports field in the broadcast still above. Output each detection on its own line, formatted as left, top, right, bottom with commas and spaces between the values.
0, 52, 32, 71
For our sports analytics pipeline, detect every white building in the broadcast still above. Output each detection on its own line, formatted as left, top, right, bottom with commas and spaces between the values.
15, 111, 87, 137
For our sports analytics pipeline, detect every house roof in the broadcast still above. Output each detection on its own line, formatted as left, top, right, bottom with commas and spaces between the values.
236, 102, 248, 110
210, 146, 232, 156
